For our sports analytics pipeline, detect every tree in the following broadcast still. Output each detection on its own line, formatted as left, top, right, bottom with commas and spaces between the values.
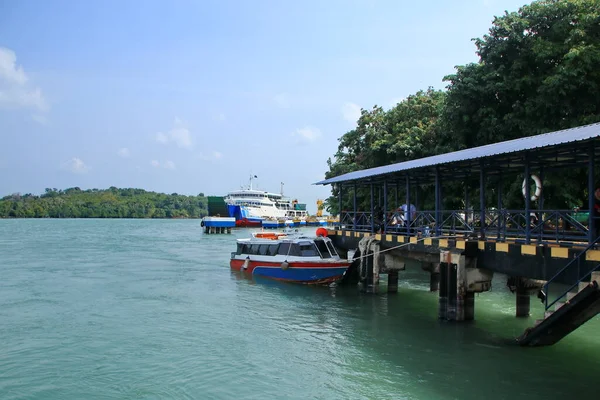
442, 0, 600, 150
324, 89, 447, 214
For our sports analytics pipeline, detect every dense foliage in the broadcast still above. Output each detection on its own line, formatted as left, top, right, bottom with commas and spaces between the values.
325, 0, 600, 214
0, 187, 208, 218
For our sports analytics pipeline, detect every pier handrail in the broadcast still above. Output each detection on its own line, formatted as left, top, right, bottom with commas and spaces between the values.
543, 235, 600, 311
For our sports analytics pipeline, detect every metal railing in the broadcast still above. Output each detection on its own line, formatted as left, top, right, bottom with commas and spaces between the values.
543, 236, 600, 311
338, 209, 595, 245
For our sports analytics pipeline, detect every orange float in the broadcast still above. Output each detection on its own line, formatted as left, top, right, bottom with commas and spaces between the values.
316, 227, 328, 237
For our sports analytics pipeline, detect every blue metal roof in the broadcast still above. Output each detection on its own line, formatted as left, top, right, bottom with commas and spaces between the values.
315, 122, 600, 185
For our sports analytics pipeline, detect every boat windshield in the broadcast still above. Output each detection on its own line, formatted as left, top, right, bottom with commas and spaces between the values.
314, 239, 332, 259
325, 241, 338, 257
298, 241, 319, 257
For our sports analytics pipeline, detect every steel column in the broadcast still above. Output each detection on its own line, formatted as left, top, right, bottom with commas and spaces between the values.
353, 183, 357, 231
497, 177, 503, 241
383, 181, 388, 233
479, 160, 485, 239
588, 143, 595, 244
338, 184, 343, 222
370, 183, 375, 233
435, 167, 441, 236
525, 154, 531, 244
405, 175, 411, 236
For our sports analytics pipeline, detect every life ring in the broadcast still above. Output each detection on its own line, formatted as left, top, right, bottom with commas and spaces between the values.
316, 227, 328, 237
522, 174, 542, 202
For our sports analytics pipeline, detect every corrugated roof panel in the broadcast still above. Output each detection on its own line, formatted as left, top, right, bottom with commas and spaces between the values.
315, 122, 600, 185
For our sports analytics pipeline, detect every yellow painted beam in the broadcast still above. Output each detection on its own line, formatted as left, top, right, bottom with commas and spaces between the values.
456, 241, 465, 250
521, 245, 537, 256
551, 247, 569, 258
496, 243, 509, 252
586, 250, 600, 262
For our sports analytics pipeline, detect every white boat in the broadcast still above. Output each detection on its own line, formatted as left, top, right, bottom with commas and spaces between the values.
224, 176, 308, 226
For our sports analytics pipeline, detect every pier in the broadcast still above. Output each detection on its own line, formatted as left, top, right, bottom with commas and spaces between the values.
201, 216, 235, 234
316, 122, 600, 346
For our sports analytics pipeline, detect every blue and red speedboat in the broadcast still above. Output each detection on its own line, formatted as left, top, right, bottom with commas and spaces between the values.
230, 228, 351, 284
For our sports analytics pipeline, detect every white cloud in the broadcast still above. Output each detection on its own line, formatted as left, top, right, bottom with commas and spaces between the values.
199, 151, 224, 161
117, 147, 130, 158
0, 47, 48, 111
61, 157, 89, 174
341, 102, 361, 123
151, 160, 176, 170
274, 93, 290, 109
155, 132, 168, 143
164, 160, 176, 170
155, 118, 193, 149
293, 126, 322, 144
32, 114, 48, 125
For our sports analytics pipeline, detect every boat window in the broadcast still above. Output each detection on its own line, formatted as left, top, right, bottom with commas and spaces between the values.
248, 244, 260, 255
299, 243, 319, 257
258, 244, 270, 256
267, 244, 279, 256
314, 240, 332, 259
326, 241, 338, 257
277, 242, 300, 256
236, 243, 245, 255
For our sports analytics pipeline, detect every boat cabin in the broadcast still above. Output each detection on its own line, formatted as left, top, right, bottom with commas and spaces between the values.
235, 238, 340, 259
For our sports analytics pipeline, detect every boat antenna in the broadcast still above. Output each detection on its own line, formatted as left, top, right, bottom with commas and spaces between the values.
249, 173, 258, 190
280, 182, 284, 196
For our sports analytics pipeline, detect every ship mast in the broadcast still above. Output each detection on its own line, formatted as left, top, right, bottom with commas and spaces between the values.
280, 182, 284, 196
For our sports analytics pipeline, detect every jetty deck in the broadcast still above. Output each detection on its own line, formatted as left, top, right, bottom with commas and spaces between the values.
316, 122, 600, 346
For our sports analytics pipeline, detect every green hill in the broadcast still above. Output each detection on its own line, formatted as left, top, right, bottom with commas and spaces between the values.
0, 187, 208, 218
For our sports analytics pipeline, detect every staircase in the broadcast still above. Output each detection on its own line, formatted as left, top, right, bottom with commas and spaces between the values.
517, 239, 600, 347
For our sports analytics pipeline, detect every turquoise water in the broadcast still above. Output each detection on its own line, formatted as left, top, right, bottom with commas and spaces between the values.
1, 219, 599, 400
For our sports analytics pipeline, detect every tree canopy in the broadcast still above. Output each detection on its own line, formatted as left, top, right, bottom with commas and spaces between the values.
0, 188, 208, 219
325, 0, 600, 214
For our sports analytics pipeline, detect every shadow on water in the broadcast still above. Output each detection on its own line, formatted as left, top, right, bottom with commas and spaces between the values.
231, 265, 600, 400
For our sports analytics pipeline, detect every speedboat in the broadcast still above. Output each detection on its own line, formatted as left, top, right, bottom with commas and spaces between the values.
230, 228, 351, 284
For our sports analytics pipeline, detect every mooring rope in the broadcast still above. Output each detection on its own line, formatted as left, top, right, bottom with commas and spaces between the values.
349, 234, 465, 262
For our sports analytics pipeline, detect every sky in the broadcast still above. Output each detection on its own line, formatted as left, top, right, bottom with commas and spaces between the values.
0, 0, 528, 213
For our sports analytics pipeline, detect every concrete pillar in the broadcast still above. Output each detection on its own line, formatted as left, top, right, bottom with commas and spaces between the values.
516, 287, 531, 317
430, 271, 440, 292
439, 250, 476, 321
357, 237, 382, 293
464, 291, 475, 321
438, 262, 448, 320
447, 262, 458, 320
388, 270, 398, 293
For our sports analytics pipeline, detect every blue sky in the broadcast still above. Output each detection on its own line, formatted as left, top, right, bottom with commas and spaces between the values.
0, 0, 527, 213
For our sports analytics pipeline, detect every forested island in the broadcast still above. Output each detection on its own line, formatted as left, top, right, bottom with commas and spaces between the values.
324, 0, 600, 214
0, 187, 208, 218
